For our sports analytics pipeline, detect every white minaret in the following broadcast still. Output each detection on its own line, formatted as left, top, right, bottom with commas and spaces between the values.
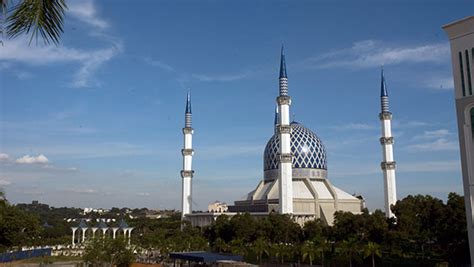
181, 91, 194, 220
379, 69, 397, 218
277, 46, 293, 214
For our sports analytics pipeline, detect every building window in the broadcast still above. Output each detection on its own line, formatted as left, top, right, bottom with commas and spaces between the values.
466, 50, 473, 95
471, 107, 474, 139
460, 52, 466, 97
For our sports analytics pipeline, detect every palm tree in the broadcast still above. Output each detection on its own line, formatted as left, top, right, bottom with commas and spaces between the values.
271, 243, 290, 265
363, 241, 382, 267
214, 237, 228, 253
301, 240, 317, 266
314, 237, 331, 267
1, 0, 67, 45
252, 237, 269, 264
230, 239, 246, 257
339, 238, 360, 267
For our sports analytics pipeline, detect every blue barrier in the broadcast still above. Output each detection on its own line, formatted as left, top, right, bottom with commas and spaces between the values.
0, 248, 52, 263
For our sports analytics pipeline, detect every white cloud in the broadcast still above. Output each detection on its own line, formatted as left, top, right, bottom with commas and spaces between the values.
304, 40, 450, 69
405, 138, 458, 152
143, 57, 175, 72
423, 77, 454, 90
341, 123, 377, 130
137, 192, 150, 196
393, 120, 432, 129
0, 153, 10, 161
67, 0, 108, 30
69, 188, 98, 194
423, 129, 451, 139
192, 71, 253, 82
0, 179, 12, 186
71, 44, 121, 87
15, 154, 49, 164
0, 38, 122, 87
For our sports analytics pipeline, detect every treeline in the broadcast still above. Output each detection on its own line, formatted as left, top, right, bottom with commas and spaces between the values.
132, 193, 470, 266
1, 192, 470, 266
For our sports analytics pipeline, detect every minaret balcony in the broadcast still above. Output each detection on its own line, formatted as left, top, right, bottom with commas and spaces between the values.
278, 125, 292, 134
181, 149, 194, 156
276, 96, 292, 106
380, 161, 396, 170
181, 170, 194, 178
379, 112, 392, 120
380, 137, 394, 145
182, 127, 194, 134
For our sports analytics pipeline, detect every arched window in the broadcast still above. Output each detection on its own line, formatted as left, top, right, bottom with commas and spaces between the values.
471, 107, 474, 139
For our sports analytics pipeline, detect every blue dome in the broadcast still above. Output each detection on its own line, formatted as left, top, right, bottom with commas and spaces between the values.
264, 122, 327, 171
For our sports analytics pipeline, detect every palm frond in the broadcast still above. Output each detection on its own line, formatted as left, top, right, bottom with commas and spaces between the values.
7, 0, 67, 45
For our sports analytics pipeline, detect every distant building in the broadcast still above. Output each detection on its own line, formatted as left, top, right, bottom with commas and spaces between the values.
70, 218, 133, 247
82, 207, 108, 215
443, 16, 474, 265
208, 201, 228, 213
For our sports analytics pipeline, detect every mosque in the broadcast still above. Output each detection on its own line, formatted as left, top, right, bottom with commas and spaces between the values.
180, 48, 397, 227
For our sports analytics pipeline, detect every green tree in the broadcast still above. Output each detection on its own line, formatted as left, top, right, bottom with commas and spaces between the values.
271, 243, 291, 264
83, 237, 135, 267
314, 237, 331, 267
303, 219, 327, 241
338, 237, 360, 267
0, 198, 41, 251
229, 238, 246, 257
1, 0, 67, 45
214, 237, 228, 253
363, 241, 381, 267
392, 194, 445, 260
439, 192, 470, 264
301, 240, 317, 266
251, 237, 269, 264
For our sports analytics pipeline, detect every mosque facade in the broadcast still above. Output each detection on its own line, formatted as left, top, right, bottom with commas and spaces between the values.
182, 48, 396, 227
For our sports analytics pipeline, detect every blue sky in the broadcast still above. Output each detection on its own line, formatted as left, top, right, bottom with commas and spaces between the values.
0, 0, 472, 211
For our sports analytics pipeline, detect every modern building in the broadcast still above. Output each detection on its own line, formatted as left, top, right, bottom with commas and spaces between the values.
443, 16, 474, 265
183, 48, 365, 227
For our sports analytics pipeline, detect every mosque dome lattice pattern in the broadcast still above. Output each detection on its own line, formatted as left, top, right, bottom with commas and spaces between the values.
264, 122, 327, 171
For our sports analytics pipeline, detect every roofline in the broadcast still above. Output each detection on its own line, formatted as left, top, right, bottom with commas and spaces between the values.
442, 15, 474, 30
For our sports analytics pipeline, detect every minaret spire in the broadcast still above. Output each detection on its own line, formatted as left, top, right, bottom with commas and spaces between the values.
185, 90, 192, 127
379, 69, 397, 218
277, 46, 293, 214
381, 68, 389, 113
280, 45, 288, 80
181, 91, 194, 220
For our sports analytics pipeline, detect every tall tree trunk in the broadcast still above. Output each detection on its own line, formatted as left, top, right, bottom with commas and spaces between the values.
372, 253, 375, 267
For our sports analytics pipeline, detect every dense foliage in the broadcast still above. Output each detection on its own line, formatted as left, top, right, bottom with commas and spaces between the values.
0, 193, 41, 251
0, 192, 470, 266
83, 237, 135, 267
